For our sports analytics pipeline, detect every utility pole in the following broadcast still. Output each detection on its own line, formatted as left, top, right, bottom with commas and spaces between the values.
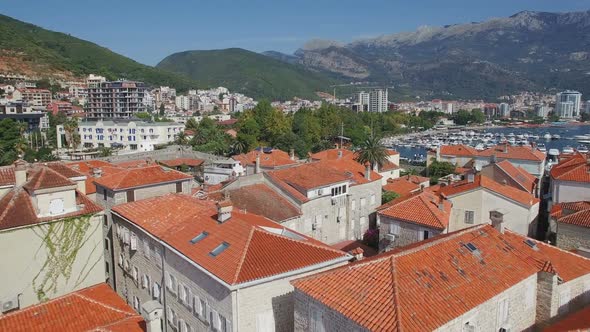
340, 122, 344, 149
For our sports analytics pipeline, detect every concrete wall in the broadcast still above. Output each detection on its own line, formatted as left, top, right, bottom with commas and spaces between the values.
31, 187, 77, 217
536, 271, 590, 329
555, 223, 590, 251
552, 180, 590, 204
436, 274, 537, 331
237, 262, 348, 332
0, 214, 104, 309
447, 189, 538, 236
379, 168, 400, 185
294, 289, 368, 332
378, 215, 443, 249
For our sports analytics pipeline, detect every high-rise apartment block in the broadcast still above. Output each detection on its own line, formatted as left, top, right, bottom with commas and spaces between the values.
555, 90, 582, 118
369, 89, 388, 113
87, 81, 147, 119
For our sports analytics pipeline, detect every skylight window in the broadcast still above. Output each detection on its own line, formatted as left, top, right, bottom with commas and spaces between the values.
464, 242, 478, 253
209, 242, 230, 257
524, 239, 539, 250
190, 232, 208, 244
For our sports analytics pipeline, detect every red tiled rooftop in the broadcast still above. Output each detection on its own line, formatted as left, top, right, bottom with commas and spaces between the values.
439, 144, 478, 157
114, 159, 152, 168
0, 283, 144, 332
439, 174, 539, 207
226, 183, 301, 222
550, 153, 590, 183
382, 178, 421, 196
112, 194, 348, 285
94, 165, 192, 191
23, 167, 76, 192
477, 144, 546, 162
0, 166, 15, 187
544, 305, 590, 332
233, 149, 297, 168
159, 158, 204, 168
551, 201, 590, 219
310, 149, 355, 161
292, 225, 590, 331
552, 202, 590, 229
493, 160, 537, 193
331, 240, 377, 257
378, 190, 451, 230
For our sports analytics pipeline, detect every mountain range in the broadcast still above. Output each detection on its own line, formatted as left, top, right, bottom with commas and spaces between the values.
265, 10, 590, 99
0, 10, 589, 101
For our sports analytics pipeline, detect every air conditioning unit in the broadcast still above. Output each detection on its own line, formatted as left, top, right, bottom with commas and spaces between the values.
385, 234, 396, 242
1, 296, 20, 313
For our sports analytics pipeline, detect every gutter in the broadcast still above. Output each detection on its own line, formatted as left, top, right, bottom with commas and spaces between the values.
112, 211, 352, 291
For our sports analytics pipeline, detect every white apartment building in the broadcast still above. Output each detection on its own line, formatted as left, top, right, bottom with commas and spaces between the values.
555, 90, 582, 118
369, 89, 388, 113
499, 103, 510, 117
357, 91, 370, 112
56, 120, 184, 152
175, 95, 190, 110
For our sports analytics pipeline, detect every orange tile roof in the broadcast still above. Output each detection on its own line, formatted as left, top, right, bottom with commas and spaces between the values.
44, 162, 85, 179
23, 167, 77, 192
544, 305, 590, 332
477, 144, 546, 161
67, 160, 126, 194
494, 160, 537, 193
331, 240, 378, 257
382, 178, 420, 196
551, 202, 590, 229
112, 194, 348, 285
292, 225, 590, 331
439, 144, 478, 157
378, 190, 451, 230
233, 149, 297, 169
319, 157, 382, 186
439, 175, 539, 207
0, 166, 15, 186
0, 284, 144, 332
380, 159, 400, 171
550, 201, 590, 219
550, 153, 590, 183
159, 158, 204, 168
225, 184, 301, 222
386, 149, 400, 156
114, 159, 152, 168
310, 149, 354, 161
94, 165, 192, 191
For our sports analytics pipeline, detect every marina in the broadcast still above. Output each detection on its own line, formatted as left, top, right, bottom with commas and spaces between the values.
385, 124, 590, 160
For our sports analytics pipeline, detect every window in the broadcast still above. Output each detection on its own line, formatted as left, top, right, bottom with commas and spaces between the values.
143, 239, 150, 257
370, 194, 376, 205
133, 296, 140, 311
130, 233, 138, 251
351, 199, 356, 210
190, 232, 208, 244
420, 230, 431, 241
497, 298, 509, 327
153, 282, 161, 301
118, 253, 123, 267
176, 182, 183, 193
127, 190, 135, 202
104, 238, 110, 250
103, 215, 108, 227
199, 298, 208, 320
464, 210, 475, 224
142, 274, 149, 288
310, 306, 325, 332
210, 242, 230, 257
360, 198, 366, 208
388, 222, 400, 235
133, 266, 139, 281
331, 185, 347, 197
105, 262, 110, 274
211, 309, 221, 331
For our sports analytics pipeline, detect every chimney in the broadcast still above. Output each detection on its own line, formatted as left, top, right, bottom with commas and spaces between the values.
467, 173, 475, 183
490, 211, 505, 234
141, 300, 164, 332
350, 248, 364, 261
504, 143, 508, 153
92, 167, 102, 178
255, 153, 261, 174
364, 162, 371, 180
14, 159, 27, 186
217, 200, 233, 223
337, 150, 343, 159
290, 148, 295, 161
490, 153, 497, 164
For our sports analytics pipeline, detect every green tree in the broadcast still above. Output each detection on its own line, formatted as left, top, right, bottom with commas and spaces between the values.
428, 160, 456, 178
63, 118, 79, 152
159, 103, 165, 116
185, 118, 199, 132
548, 111, 560, 122
354, 134, 388, 170
471, 109, 485, 123
135, 112, 152, 120
382, 191, 400, 205
453, 110, 472, 125
98, 147, 113, 157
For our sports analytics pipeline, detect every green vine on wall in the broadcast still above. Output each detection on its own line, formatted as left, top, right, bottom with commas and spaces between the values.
31, 214, 99, 302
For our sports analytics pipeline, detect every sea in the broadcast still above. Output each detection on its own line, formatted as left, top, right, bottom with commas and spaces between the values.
390, 124, 590, 159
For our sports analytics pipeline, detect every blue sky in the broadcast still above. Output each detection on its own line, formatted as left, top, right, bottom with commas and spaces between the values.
1, 0, 589, 65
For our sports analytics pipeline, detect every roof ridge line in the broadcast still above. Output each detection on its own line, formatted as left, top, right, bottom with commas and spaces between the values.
391, 257, 403, 332
508, 229, 590, 264
74, 292, 136, 316
256, 224, 348, 256
232, 227, 256, 284
418, 194, 447, 229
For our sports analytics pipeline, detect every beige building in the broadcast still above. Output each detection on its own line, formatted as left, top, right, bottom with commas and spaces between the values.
92, 164, 193, 289
292, 224, 590, 331
0, 161, 104, 311
111, 194, 350, 332
550, 152, 590, 204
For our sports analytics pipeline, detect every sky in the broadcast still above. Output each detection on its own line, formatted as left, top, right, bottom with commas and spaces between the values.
1, 0, 589, 65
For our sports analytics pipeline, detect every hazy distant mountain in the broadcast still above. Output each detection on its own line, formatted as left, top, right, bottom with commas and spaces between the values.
268, 10, 590, 99
157, 48, 337, 100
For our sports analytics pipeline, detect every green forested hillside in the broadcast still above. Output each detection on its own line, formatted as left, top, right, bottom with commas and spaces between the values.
157, 48, 337, 100
0, 14, 196, 90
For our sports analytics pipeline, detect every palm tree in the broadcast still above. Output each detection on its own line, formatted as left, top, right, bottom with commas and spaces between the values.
185, 118, 199, 132
63, 118, 79, 153
354, 134, 388, 170
231, 138, 248, 155
175, 131, 188, 147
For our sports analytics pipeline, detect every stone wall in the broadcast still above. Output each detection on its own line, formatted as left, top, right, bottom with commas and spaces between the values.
294, 289, 368, 332
378, 215, 443, 250
556, 223, 590, 251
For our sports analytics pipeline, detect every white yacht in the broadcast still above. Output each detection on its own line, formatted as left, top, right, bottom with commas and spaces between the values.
537, 143, 546, 153
543, 133, 552, 140
562, 146, 575, 154
577, 145, 589, 153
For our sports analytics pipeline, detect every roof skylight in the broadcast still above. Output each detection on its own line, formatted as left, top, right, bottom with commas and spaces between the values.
190, 231, 208, 244
209, 242, 230, 257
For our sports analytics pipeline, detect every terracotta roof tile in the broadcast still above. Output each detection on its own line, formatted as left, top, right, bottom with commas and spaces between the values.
439, 175, 539, 207
292, 225, 590, 331
551, 202, 590, 229
0, 166, 15, 186
550, 201, 590, 219
23, 167, 76, 191
544, 305, 590, 332
310, 149, 355, 161
44, 162, 85, 179
0, 284, 144, 332
112, 194, 348, 285
378, 190, 451, 229
439, 144, 478, 157
159, 158, 204, 168
380, 159, 400, 171
550, 153, 590, 183
225, 184, 301, 222
440, 144, 545, 161
382, 178, 421, 196
94, 165, 192, 191
494, 160, 538, 193
67, 160, 126, 194
233, 149, 297, 169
